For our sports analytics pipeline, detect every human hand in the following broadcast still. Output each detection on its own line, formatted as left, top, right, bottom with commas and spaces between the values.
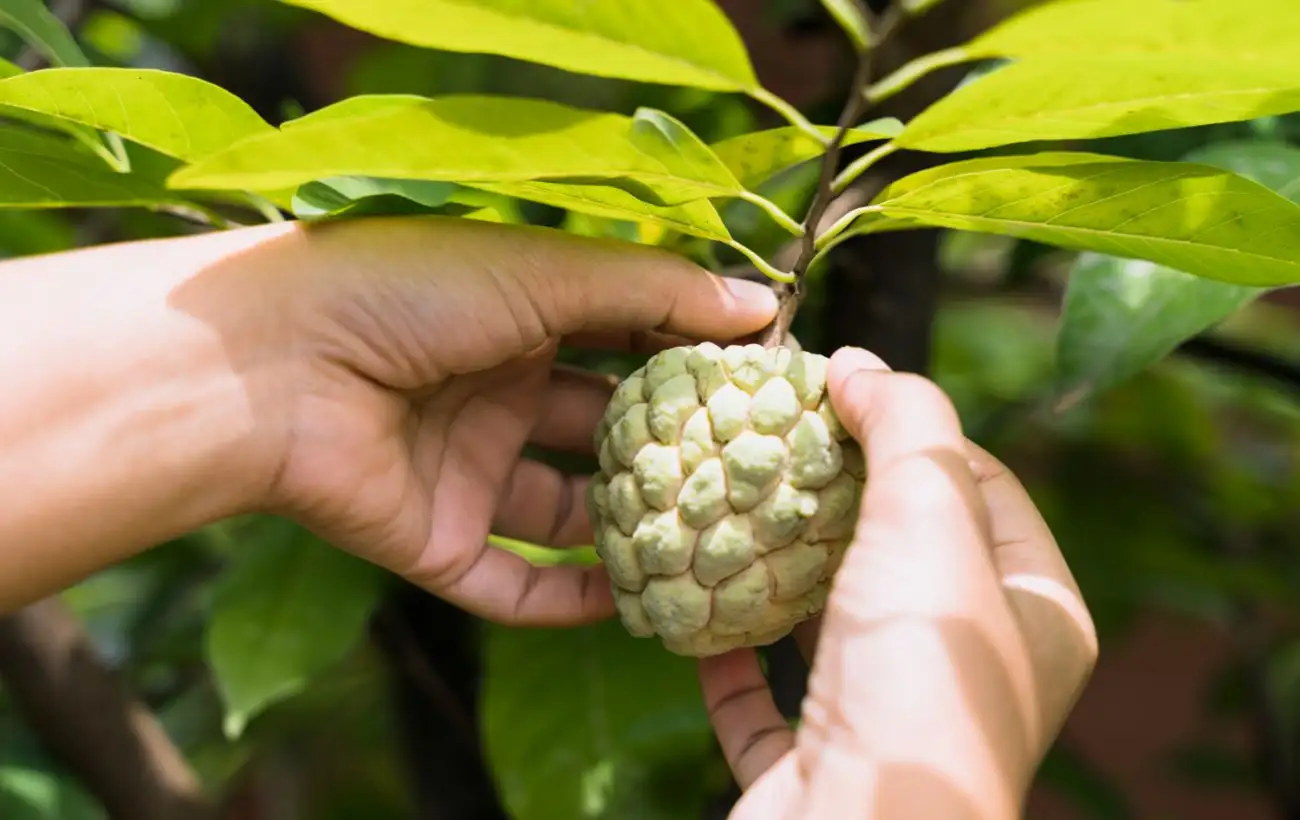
697, 348, 1098, 820
243, 217, 778, 627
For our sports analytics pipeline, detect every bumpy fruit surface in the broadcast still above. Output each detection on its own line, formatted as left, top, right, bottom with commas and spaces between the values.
586, 343, 865, 657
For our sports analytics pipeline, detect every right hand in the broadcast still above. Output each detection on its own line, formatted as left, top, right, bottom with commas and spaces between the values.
698, 347, 1099, 820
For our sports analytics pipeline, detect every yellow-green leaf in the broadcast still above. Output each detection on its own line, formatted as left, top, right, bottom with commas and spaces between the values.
281, 93, 428, 130
0, 1, 128, 169
0, 67, 274, 161
275, 0, 758, 92
0, 57, 20, 79
711, 119, 902, 188
0, 127, 182, 208
828, 151, 1300, 287
897, 56, 1300, 153
470, 179, 732, 242
969, 0, 1300, 63
1054, 140, 1300, 397
168, 94, 743, 205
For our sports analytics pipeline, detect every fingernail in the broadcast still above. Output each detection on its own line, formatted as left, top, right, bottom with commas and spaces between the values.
831, 346, 891, 373
722, 277, 780, 313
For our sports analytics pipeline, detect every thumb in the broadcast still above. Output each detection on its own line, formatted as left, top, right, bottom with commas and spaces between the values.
434, 218, 781, 343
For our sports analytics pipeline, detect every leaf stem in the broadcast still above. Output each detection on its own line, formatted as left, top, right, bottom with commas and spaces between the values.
864, 46, 971, 107
726, 239, 796, 283
738, 191, 805, 237
751, 87, 832, 146
831, 141, 898, 194
814, 204, 879, 251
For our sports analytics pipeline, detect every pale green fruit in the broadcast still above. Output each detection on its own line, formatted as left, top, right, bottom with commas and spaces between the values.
587, 343, 866, 657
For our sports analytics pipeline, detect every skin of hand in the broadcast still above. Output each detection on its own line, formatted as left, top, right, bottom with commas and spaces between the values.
698, 348, 1099, 820
0, 216, 779, 618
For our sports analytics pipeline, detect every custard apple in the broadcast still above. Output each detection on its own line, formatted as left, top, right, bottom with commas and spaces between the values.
586, 343, 866, 657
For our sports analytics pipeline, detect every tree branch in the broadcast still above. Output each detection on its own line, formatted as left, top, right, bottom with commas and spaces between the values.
0, 597, 213, 820
758, 1, 904, 349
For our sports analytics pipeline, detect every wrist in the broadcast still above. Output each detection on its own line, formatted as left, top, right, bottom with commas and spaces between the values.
0, 223, 301, 605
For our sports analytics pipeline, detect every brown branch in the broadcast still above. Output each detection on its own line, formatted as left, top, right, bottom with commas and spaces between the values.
757, 1, 913, 349
0, 597, 214, 820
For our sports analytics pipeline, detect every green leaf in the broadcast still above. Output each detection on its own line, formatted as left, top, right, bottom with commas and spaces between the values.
0, 127, 184, 209
0, 3, 129, 169
629, 106, 741, 195
711, 119, 902, 189
1056, 254, 1261, 396
274, 0, 759, 93
818, 0, 870, 51
969, 0, 1300, 63
896, 56, 1300, 153
168, 94, 743, 205
291, 175, 460, 218
0, 767, 104, 820
827, 152, 1300, 287
0, 0, 90, 67
482, 619, 724, 820
469, 179, 733, 242
282, 93, 429, 130
205, 519, 387, 739
0, 68, 274, 161
0, 57, 20, 79
1054, 141, 1300, 397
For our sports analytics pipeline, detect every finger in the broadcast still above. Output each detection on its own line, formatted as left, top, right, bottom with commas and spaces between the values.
699, 649, 795, 790
423, 545, 616, 627
805, 349, 1040, 787
462, 221, 779, 341
966, 442, 1099, 741
493, 459, 593, 547
530, 365, 616, 452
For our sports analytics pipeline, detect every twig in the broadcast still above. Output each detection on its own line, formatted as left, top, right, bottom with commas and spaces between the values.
757, 2, 912, 349
0, 597, 214, 820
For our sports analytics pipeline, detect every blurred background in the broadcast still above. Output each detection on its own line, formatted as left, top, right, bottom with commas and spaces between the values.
5, 1, 1300, 819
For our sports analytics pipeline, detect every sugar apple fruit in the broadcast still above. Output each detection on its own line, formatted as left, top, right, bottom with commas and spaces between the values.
586, 342, 866, 657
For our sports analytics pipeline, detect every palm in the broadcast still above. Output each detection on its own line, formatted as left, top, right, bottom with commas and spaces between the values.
278, 338, 616, 628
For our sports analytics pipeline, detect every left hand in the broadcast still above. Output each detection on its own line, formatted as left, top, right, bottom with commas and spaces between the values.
254, 217, 780, 627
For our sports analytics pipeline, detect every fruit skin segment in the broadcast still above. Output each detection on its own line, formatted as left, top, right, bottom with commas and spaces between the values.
587, 342, 866, 657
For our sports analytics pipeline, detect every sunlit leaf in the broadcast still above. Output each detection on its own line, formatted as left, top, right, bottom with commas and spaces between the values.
969, 0, 1300, 63
469, 180, 733, 242
630, 107, 740, 195
274, 0, 759, 93
281, 93, 428, 130
1055, 141, 1300, 396
482, 619, 724, 820
0, 68, 274, 160
0, 128, 183, 208
0, 4, 128, 167
0, 0, 90, 67
897, 56, 1300, 153
711, 119, 902, 189
818, 0, 870, 51
0, 57, 20, 79
827, 152, 1300, 287
168, 95, 744, 206
205, 519, 387, 739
